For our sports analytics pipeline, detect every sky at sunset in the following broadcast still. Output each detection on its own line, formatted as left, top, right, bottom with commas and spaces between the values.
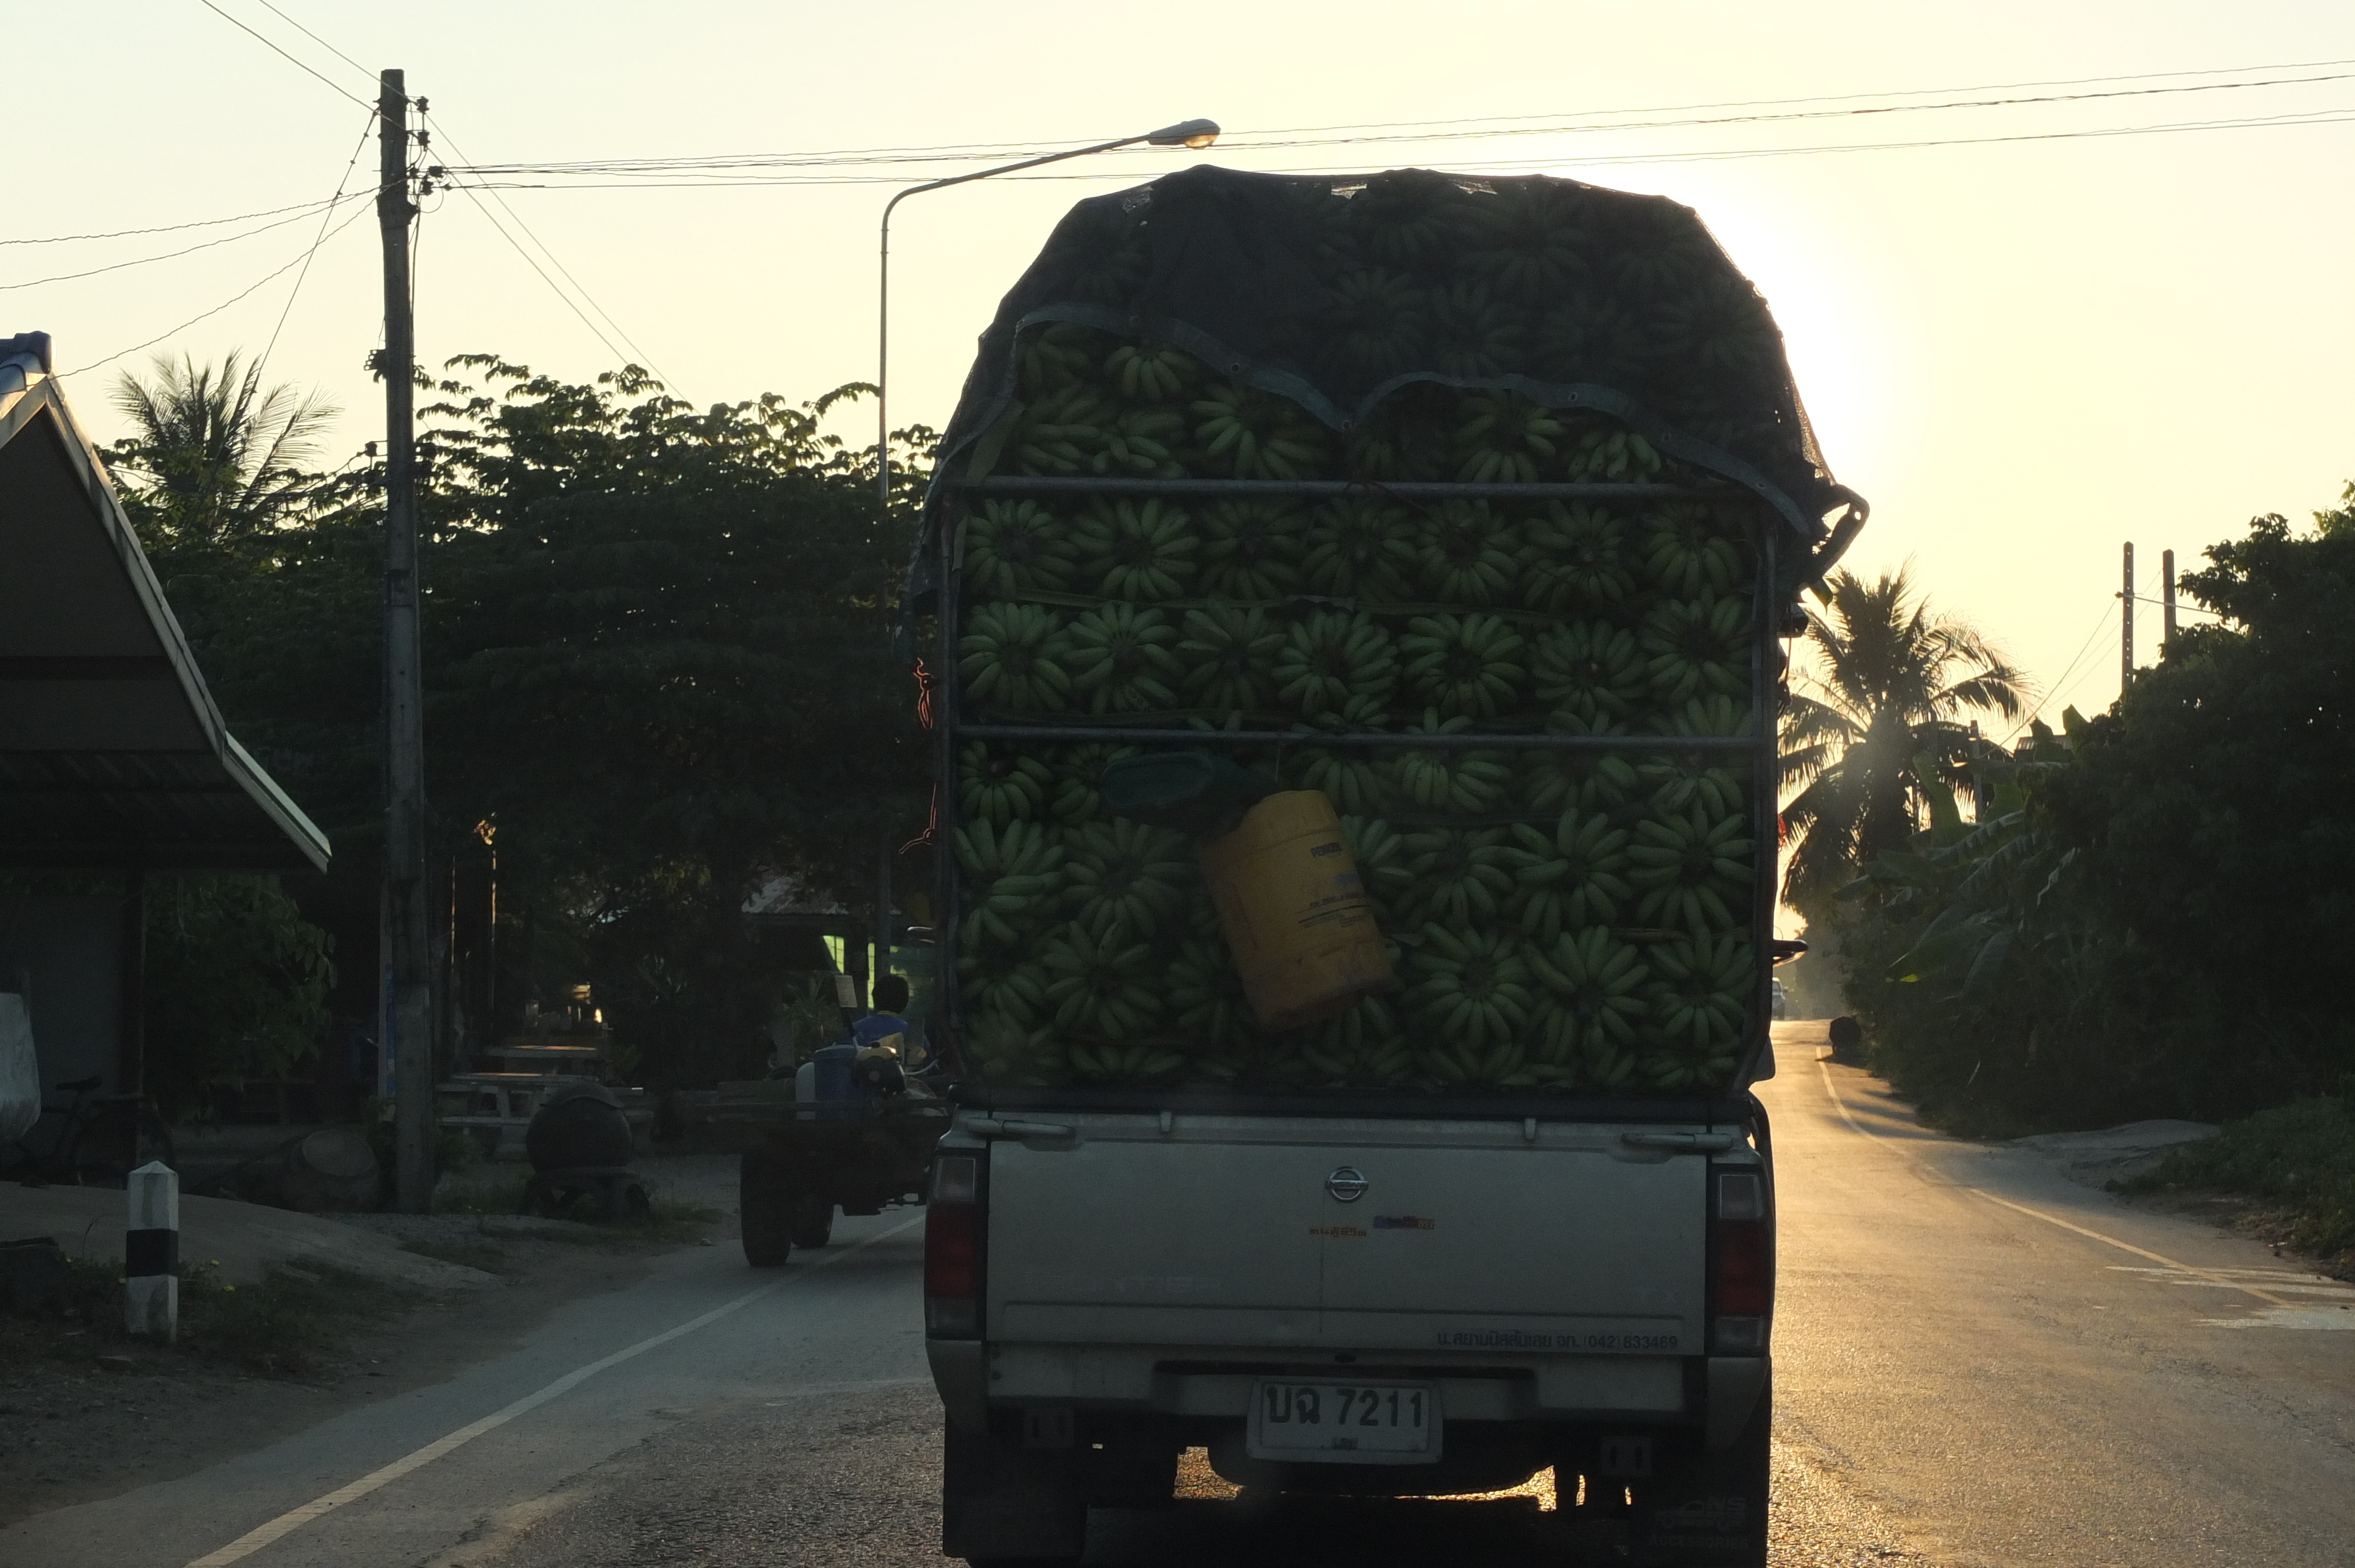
10, 1, 2354, 735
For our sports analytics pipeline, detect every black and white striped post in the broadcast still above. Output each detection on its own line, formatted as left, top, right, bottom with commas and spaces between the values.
125, 1159, 177, 1342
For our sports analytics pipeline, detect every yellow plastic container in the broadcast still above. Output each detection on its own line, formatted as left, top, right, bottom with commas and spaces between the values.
1197, 790, 1393, 1031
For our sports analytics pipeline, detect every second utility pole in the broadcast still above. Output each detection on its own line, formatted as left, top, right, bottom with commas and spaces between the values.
2120, 541, 2135, 693
379, 68, 434, 1213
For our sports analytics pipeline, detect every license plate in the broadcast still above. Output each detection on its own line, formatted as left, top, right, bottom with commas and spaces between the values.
1246, 1380, 1440, 1463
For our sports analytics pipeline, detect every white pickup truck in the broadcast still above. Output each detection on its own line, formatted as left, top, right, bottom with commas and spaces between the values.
923, 1091, 1774, 1564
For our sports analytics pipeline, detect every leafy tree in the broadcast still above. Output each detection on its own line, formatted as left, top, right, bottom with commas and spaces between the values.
107, 351, 337, 547
142, 876, 335, 1116
1779, 566, 2029, 908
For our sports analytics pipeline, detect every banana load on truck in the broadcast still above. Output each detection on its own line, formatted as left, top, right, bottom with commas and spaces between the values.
908, 165, 1863, 1101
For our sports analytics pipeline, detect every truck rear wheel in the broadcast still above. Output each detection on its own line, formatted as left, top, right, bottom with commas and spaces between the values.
942, 1423, 1084, 1564
739, 1152, 792, 1268
1631, 1367, 1770, 1567
788, 1192, 834, 1249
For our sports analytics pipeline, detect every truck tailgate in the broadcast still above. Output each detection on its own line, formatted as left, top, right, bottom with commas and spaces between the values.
985, 1115, 1709, 1356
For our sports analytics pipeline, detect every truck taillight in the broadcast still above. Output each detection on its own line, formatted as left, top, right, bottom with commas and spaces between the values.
1711, 1170, 1772, 1353
926, 1154, 983, 1338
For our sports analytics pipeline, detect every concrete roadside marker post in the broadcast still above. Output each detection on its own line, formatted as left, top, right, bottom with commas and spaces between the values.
126, 1159, 178, 1342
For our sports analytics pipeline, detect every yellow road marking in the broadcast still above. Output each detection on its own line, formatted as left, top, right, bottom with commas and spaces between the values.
1810, 1049, 2293, 1310
184, 1214, 925, 1567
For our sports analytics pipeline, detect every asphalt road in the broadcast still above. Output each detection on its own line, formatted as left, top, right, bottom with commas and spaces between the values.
8, 1025, 2350, 1567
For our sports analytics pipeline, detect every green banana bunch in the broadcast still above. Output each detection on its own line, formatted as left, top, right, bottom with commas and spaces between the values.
1040, 912, 1163, 1037
1571, 427, 1663, 482
1455, 391, 1564, 484
964, 1012, 1066, 1086
1407, 926, 1534, 1066
1467, 183, 1588, 295
1341, 386, 1456, 481
959, 602, 1073, 713
1273, 610, 1397, 717
966, 958, 1053, 1029
1524, 739, 1641, 818
1531, 621, 1650, 724
1657, 275, 1779, 378
1326, 268, 1429, 373
1656, 694, 1752, 739
954, 819, 1065, 948
1399, 612, 1527, 720
1522, 503, 1634, 613
1016, 384, 1115, 474
1639, 503, 1743, 597
1291, 746, 1392, 816
1301, 499, 1417, 600
1388, 710, 1510, 812
1198, 500, 1306, 600
1626, 804, 1754, 936
1190, 383, 1328, 480
1640, 755, 1745, 821
1524, 926, 1649, 1064
1169, 937, 1251, 1047
1400, 826, 1515, 925
1353, 169, 1478, 271
1640, 593, 1750, 704
1064, 817, 1193, 941
1178, 603, 1282, 714
1067, 603, 1182, 714
1641, 932, 1751, 1089
1503, 806, 1634, 943
958, 741, 1052, 827
1302, 993, 1415, 1087
1337, 815, 1416, 914
963, 499, 1077, 598
1092, 407, 1187, 479
1106, 341, 1199, 403
1430, 279, 1522, 380
1047, 742, 1141, 825
1066, 1038, 1189, 1084
1073, 497, 1197, 601
1017, 322, 1101, 396
1416, 500, 1521, 606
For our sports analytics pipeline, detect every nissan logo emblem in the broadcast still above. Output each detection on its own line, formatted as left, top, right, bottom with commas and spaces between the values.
1326, 1166, 1369, 1203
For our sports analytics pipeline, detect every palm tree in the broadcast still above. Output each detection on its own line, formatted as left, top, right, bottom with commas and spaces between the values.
107, 351, 337, 547
1780, 565, 2030, 908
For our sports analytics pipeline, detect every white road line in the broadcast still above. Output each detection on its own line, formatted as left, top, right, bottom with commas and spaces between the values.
1811, 1049, 2293, 1310
183, 1215, 925, 1567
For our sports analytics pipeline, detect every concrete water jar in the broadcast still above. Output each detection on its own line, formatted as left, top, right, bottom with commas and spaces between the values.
1198, 790, 1392, 1031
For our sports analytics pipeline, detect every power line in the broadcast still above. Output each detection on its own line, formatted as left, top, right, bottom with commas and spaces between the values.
196, 0, 373, 109
1, 199, 350, 248
424, 111, 685, 395
2004, 602, 2115, 743
54, 202, 376, 382
1, 189, 370, 291
259, 105, 380, 378
438, 62, 2355, 178
252, 0, 376, 85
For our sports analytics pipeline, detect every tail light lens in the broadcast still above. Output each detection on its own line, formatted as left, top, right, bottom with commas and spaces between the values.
1711, 1169, 1772, 1353
925, 1154, 983, 1338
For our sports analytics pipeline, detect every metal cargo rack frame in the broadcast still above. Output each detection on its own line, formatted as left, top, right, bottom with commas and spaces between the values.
930, 471, 1795, 1115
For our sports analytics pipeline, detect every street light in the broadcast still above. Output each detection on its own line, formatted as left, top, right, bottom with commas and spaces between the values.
875, 118, 1219, 512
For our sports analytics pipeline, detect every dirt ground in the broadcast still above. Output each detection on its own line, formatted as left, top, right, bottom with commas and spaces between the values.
0, 1153, 739, 1527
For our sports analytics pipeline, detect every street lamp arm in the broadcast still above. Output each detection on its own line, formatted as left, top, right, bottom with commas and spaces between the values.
876, 120, 1219, 512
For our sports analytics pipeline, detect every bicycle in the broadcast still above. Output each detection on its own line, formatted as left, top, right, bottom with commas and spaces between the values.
2, 1075, 176, 1186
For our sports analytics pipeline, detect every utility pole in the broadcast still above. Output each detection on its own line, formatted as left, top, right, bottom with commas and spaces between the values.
2120, 541, 2134, 693
2161, 548, 2177, 656
379, 69, 434, 1213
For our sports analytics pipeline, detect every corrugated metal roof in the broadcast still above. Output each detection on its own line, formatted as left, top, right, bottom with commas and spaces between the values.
0, 340, 330, 872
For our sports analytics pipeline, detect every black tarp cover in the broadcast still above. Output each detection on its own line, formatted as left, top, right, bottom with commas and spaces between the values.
910, 165, 1865, 612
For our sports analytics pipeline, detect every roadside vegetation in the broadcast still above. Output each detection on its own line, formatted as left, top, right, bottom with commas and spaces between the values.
1793, 486, 2355, 1250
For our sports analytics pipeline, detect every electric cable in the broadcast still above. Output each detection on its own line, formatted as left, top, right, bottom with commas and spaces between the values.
52, 202, 375, 381
424, 111, 685, 395
197, 0, 373, 109
2, 200, 353, 248
260, 107, 379, 378
253, 0, 376, 86
2002, 602, 2115, 743
0, 192, 370, 290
